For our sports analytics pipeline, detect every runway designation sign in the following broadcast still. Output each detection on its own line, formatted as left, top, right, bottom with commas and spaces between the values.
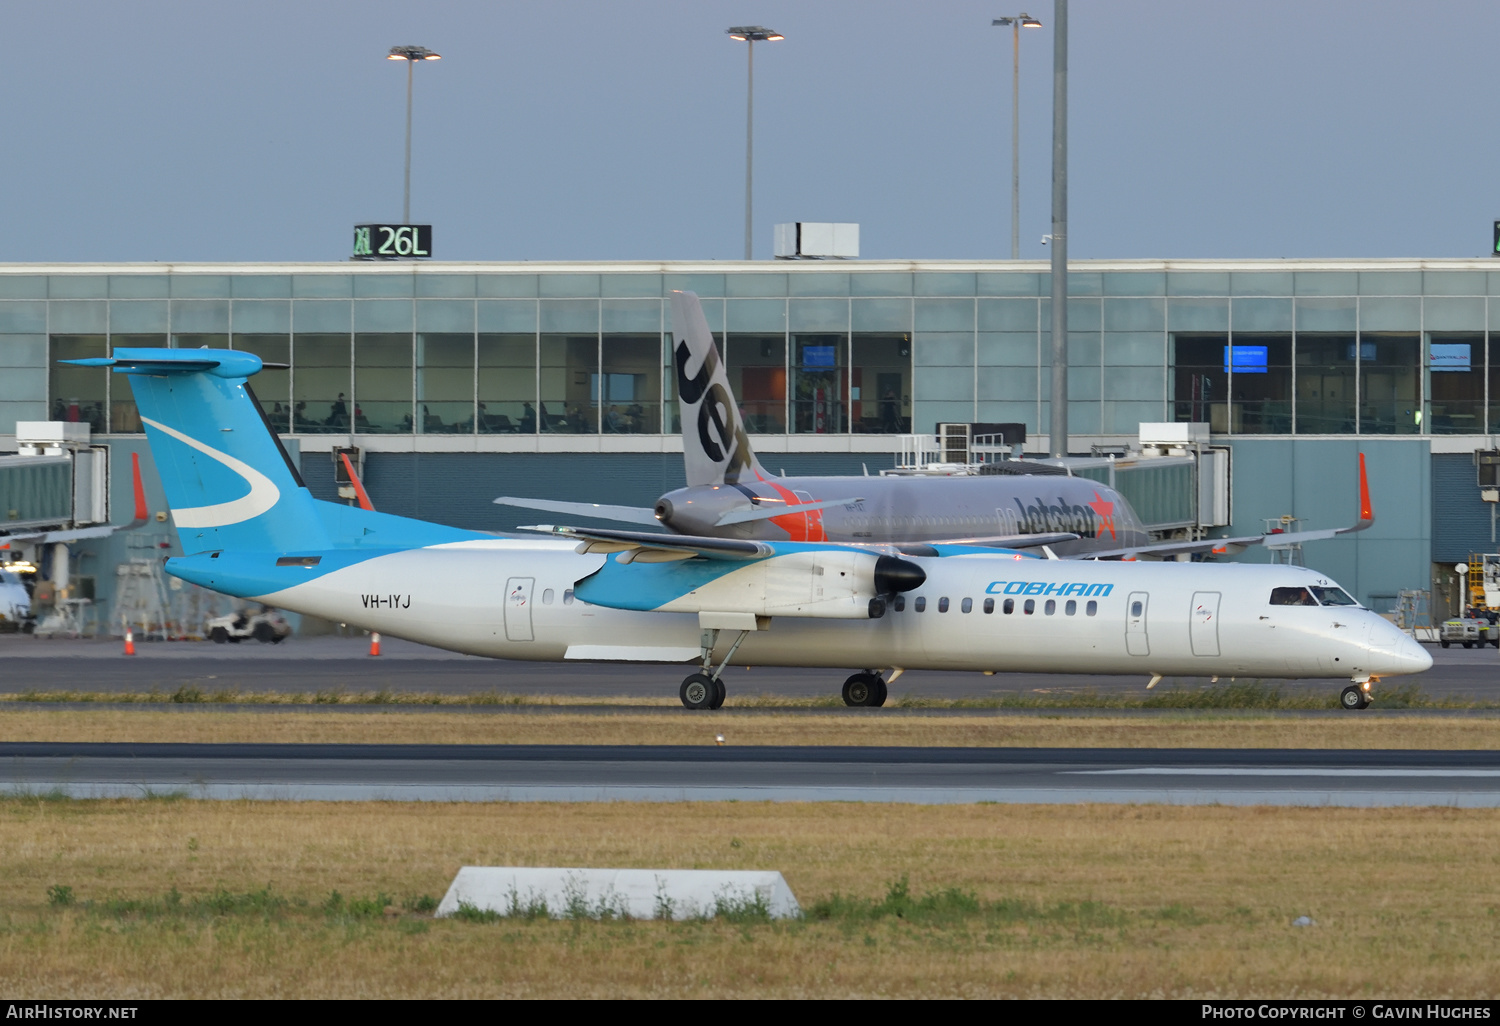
353, 224, 432, 259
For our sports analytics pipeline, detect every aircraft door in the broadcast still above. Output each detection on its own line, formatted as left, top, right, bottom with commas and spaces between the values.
1125, 591, 1150, 656
1190, 591, 1221, 657
504, 577, 535, 642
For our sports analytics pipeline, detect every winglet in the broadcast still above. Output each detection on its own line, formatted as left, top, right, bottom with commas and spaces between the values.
340, 452, 376, 512
1358, 451, 1373, 524
128, 452, 149, 527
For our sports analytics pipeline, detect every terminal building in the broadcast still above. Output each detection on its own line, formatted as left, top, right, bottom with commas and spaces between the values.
2, 258, 1496, 631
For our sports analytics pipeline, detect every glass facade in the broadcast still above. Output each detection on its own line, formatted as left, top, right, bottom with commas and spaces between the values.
6, 263, 1500, 442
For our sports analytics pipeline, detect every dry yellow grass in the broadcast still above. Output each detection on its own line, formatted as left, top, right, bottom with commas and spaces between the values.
0, 800, 1497, 998
0, 706, 1498, 748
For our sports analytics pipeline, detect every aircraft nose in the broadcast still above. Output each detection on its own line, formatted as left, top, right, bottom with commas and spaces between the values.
1364, 619, 1433, 676
1395, 632, 1434, 674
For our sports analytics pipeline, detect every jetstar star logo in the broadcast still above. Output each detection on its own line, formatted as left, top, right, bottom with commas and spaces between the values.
1087, 491, 1117, 541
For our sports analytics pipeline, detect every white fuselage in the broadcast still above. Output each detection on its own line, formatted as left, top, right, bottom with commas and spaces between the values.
244, 539, 1429, 682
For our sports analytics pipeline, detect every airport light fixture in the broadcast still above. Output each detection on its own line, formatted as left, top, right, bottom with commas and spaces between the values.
387, 45, 442, 224
727, 27, 784, 260
992, 15, 1042, 261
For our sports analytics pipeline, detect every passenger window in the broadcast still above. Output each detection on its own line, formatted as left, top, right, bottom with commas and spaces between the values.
1065, 599, 1076, 616
1023, 599, 1035, 615
938, 597, 950, 613
542, 589, 555, 604
1003, 599, 1014, 615
563, 589, 575, 605
915, 596, 927, 612
1086, 600, 1097, 616
893, 595, 905, 612
961, 597, 973, 613
1131, 600, 1143, 617
1044, 599, 1055, 615
983, 598, 994, 614
1270, 587, 1317, 606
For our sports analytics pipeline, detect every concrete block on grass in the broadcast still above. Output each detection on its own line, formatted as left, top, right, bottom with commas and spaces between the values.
435, 867, 800, 921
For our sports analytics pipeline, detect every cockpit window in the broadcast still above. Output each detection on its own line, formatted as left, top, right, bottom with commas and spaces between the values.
1270, 587, 1318, 606
1310, 586, 1360, 607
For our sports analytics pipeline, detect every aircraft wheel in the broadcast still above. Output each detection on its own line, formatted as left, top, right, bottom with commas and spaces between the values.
842, 672, 885, 708
210, 627, 229, 644
708, 676, 726, 709
680, 673, 717, 710
1340, 685, 1369, 711
874, 678, 889, 707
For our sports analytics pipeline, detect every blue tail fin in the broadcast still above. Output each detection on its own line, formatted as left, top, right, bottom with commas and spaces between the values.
66, 349, 478, 554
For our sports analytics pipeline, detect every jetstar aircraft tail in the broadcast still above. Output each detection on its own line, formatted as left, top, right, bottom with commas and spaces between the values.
669, 290, 770, 487
62, 349, 479, 555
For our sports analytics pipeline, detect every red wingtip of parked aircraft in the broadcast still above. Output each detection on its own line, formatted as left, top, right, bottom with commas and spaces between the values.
1358, 452, 1373, 523
340, 452, 376, 512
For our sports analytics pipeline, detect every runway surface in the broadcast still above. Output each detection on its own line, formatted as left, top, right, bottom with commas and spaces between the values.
1, 635, 1493, 703
5, 742, 1500, 806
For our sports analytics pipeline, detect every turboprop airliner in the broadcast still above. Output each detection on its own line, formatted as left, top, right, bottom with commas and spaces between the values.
69, 347, 1430, 710
498, 291, 1371, 561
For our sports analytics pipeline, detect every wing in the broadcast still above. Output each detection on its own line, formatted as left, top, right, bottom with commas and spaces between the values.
1075, 452, 1376, 560
521, 524, 772, 561
714, 497, 865, 526
495, 497, 662, 526
916, 531, 1080, 550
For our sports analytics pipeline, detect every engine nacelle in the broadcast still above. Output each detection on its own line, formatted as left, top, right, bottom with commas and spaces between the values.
649, 550, 923, 619
574, 546, 926, 620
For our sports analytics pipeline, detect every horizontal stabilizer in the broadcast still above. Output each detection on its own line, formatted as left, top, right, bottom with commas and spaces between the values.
495, 496, 660, 526
714, 497, 865, 526
61, 348, 266, 379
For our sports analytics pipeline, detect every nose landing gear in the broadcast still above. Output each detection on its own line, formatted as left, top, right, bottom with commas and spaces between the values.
1340, 680, 1373, 710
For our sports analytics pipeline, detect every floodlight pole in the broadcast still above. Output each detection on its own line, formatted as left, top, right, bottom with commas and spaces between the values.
745, 40, 755, 260
404, 58, 414, 223
1048, 1, 1068, 457
728, 27, 783, 260
387, 45, 441, 224
993, 15, 1041, 261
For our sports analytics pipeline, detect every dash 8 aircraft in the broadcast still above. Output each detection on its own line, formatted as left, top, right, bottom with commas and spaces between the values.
75, 347, 1430, 710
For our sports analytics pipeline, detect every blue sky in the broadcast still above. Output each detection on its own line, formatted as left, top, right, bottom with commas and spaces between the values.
4, 0, 1497, 263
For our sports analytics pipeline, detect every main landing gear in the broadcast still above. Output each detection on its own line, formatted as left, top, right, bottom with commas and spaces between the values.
1340, 681, 1372, 710
679, 627, 752, 710
841, 671, 888, 708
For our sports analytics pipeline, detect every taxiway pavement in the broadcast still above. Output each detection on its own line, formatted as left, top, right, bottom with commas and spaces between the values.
0, 635, 1492, 703
4, 742, 1499, 806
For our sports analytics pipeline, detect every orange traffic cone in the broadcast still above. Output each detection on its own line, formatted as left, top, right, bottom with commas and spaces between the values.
369, 631, 381, 657
124, 628, 136, 656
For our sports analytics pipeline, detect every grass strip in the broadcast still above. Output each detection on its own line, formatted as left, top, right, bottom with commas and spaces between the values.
2, 707, 1498, 747
3, 800, 1498, 998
